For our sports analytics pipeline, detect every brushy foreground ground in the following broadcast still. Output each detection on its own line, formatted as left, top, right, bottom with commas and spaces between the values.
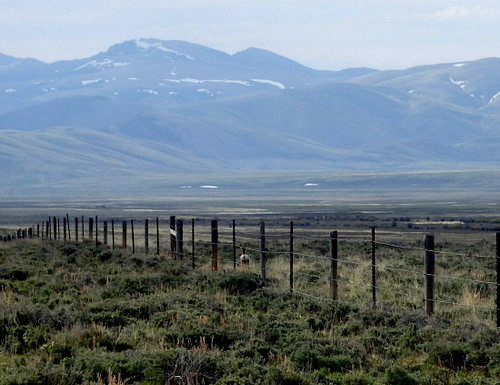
0, 239, 498, 385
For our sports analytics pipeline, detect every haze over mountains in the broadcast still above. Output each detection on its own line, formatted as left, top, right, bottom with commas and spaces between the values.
1, 38, 500, 196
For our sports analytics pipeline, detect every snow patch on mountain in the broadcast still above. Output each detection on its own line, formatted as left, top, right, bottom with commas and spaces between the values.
251, 79, 286, 89
449, 77, 467, 89
453, 63, 467, 67
74, 59, 113, 71
197, 89, 212, 96
164, 78, 251, 86
488, 91, 500, 104
81, 79, 101, 86
139, 89, 158, 95
4, 89, 16, 93
135, 39, 194, 60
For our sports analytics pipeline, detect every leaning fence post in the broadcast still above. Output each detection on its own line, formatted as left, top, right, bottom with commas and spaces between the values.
330, 231, 338, 300
176, 219, 183, 259
211, 220, 218, 271
144, 219, 149, 255
260, 221, 267, 285
496, 232, 499, 328
424, 234, 435, 317
66, 213, 71, 240
371, 227, 377, 308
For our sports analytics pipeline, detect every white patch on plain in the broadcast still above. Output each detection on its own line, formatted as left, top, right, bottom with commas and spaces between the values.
168, 91, 178, 95
181, 186, 192, 189
408, 89, 415, 94
304, 183, 319, 187
251, 79, 286, 89
135, 39, 194, 60
197, 88, 210, 94
81, 79, 101, 86
200, 185, 218, 189
112, 62, 130, 67
4, 88, 16, 93
488, 91, 500, 104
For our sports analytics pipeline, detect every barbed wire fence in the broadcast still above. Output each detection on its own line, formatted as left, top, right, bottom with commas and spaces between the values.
2, 215, 499, 326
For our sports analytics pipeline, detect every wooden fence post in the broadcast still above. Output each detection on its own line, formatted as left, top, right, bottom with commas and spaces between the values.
144, 219, 149, 255
496, 232, 499, 328
131, 220, 135, 254
37, 224, 40, 238
156, 217, 160, 255
112, 220, 115, 250
103, 221, 107, 246
66, 213, 71, 240
191, 218, 195, 269
232, 219, 236, 270
81, 216, 85, 239
290, 221, 294, 293
260, 221, 267, 285
330, 231, 338, 301
176, 219, 183, 259
63, 217, 67, 241
211, 220, 218, 271
89, 217, 93, 240
53, 217, 57, 241
57, 218, 60, 240
371, 227, 377, 308
424, 234, 435, 317
170, 216, 176, 258
122, 221, 127, 250
75, 217, 78, 242
95, 216, 98, 248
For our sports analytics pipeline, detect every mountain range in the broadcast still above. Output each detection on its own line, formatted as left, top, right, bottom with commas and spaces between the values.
1, 38, 500, 197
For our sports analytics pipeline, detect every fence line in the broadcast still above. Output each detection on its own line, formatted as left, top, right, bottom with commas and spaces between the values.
1, 216, 499, 326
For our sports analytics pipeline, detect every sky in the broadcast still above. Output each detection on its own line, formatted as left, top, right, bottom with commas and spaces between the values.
1, 0, 500, 70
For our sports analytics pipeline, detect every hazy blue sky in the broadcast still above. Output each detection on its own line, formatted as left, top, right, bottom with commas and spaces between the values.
1, 0, 500, 70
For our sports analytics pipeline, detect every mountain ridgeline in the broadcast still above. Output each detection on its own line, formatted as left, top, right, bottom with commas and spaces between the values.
1, 38, 500, 195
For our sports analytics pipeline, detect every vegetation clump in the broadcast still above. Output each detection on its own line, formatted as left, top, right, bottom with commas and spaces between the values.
0, 238, 498, 385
